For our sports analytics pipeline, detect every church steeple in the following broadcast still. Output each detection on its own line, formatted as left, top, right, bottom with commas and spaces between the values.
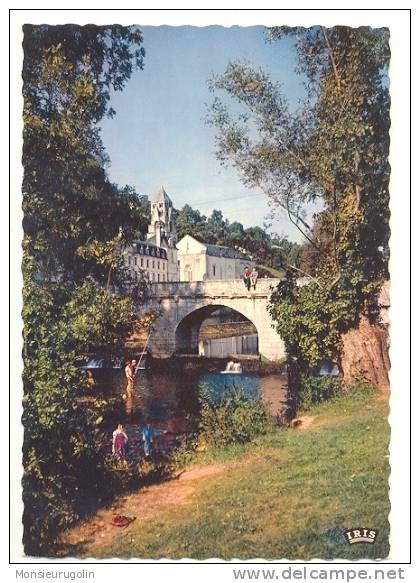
147, 186, 177, 247
150, 186, 172, 205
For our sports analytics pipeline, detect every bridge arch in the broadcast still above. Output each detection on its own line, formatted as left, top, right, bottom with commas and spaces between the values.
174, 304, 258, 355
138, 279, 286, 361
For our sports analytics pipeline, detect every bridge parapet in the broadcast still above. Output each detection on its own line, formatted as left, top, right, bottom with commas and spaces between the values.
146, 278, 281, 299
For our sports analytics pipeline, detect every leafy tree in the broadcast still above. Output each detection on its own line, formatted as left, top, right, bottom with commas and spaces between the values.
207, 26, 390, 371
23, 25, 146, 283
225, 220, 245, 248
22, 24, 145, 554
207, 209, 228, 244
174, 204, 208, 242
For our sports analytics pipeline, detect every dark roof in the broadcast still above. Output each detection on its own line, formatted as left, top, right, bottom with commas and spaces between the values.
205, 244, 251, 261
132, 240, 167, 258
149, 186, 172, 204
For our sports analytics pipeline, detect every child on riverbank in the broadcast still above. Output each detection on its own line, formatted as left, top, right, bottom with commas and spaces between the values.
112, 423, 128, 458
142, 420, 167, 458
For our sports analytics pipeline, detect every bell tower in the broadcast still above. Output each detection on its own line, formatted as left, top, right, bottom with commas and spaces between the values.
146, 186, 179, 281
147, 186, 177, 246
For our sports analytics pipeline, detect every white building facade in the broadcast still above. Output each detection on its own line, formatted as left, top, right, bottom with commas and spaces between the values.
177, 235, 254, 282
123, 187, 179, 282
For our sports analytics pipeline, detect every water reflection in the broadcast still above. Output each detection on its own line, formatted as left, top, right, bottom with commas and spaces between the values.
97, 368, 288, 431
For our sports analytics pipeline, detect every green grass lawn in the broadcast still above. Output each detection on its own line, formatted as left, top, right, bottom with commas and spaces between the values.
92, 389, 390, 560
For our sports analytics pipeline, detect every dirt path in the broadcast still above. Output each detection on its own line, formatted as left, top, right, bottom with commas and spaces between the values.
58, 462, 232, 557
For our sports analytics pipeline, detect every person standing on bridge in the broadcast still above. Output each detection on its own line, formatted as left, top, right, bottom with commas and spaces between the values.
243, 267, 251, 291
251, 267, 259, 290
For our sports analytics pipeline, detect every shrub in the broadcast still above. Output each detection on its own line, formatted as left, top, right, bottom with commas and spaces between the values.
198, 387, 269, 447
300, 375, 342, 408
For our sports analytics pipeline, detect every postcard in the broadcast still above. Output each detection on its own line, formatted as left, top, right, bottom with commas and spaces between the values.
9, 8, 412, 575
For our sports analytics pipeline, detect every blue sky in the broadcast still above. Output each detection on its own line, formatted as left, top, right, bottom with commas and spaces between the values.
100, 26, 306, 241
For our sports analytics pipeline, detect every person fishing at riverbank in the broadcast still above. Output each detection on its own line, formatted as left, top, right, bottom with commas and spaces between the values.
112, 423, 128, 458
142, 420, 167, 458
125, 359, 137, 396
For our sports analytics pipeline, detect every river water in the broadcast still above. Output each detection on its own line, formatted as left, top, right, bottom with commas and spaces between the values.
93, 367, 288, 457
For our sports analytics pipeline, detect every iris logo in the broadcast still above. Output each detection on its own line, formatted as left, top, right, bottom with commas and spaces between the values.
344, 527, 378, 544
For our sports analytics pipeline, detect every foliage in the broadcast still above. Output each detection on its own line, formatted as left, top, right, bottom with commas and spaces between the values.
22, 265, 138, 554
198, 388, 269, 447
269, 270, 379, 367
300, 375, 342, 408
64, 282, 137, 354
207, 26, 390, 372
22, 24, 145, 555
22, 25, 146, 284
135, 310, 161, 333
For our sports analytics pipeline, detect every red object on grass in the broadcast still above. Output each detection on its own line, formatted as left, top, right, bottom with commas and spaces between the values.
111, 515, 136, 527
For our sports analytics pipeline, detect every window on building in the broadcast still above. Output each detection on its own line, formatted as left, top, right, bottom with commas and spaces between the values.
158, 261, 160, 269
146, 259, 149, 268
157, 274, 160, 282
140, 258, 143, 267
184, 265, 192, 282
152, 260, 155, 269
213, 264, 216, 277
152, 273, 155, 281
134, 257, 137, 266
128, 256, 132, 265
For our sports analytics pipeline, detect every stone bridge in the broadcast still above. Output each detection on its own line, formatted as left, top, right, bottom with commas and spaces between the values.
137, 278, 286, 361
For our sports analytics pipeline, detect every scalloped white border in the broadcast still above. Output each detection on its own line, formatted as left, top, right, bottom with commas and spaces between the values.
7, 6, 412, 572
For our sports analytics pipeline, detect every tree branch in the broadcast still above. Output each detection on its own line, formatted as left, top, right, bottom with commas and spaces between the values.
321, 27, 341, 88
354, 184, 362, 211
284, 192, 323, 253
285, 263, 323, 288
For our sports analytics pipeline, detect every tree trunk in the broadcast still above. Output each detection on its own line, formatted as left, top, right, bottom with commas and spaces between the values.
340, 315, 390, 392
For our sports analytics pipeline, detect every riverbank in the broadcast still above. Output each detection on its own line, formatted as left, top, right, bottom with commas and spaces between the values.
58, 388, 390, 560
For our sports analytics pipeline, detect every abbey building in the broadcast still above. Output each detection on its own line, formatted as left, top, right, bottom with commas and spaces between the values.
122, 187, 179, 282
123, 187, 253, 283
